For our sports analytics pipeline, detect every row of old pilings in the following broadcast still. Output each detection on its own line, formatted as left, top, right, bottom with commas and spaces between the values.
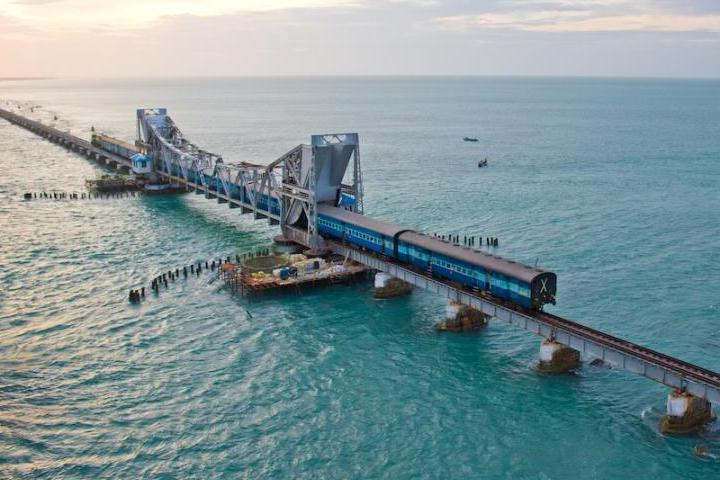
23, 191, 139, 200
131, 248, 277, 301
128, 287, 145, 303
371, 273, 714, 435
147, 256, 239, 295
432, 233, 499, 248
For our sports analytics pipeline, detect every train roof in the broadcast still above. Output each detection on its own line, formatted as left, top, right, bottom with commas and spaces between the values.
399, 231, 551, 283
318, 204, 409, 238
94, 133, 139, 153
317, 204, 553, 283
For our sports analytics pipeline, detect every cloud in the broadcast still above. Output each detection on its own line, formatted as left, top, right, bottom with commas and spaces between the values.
10, 0, 65, 4
0, 0, 718, 78
433, 1, 720, 33
388, 0, 438, 6
0, 0, 360, 31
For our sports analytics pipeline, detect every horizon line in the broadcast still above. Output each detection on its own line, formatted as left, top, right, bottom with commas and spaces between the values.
2, 73, 720, 82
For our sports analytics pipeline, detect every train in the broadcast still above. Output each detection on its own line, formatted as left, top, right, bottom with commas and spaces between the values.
317, 204, 556, 310
91, 133, 152, 175
91, 133, 139, 159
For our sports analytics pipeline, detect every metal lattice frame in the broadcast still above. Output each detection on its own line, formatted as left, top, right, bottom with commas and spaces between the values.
137, 110, 361, 250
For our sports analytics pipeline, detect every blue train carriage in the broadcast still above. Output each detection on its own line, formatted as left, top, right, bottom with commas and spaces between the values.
91, 133, 140, 160
397, 232, 556, 309
316, 204, 556, 310
317, 204, 401, 257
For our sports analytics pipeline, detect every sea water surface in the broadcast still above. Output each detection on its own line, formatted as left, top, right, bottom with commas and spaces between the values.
0, 77, 719, 479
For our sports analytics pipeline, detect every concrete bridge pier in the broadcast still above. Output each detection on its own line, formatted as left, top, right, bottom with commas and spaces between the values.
660, 390, 715, 434
537, 339, 580, 373
373, 272, 412, 299
436, 301, 489, 332
272, 235, 302, 254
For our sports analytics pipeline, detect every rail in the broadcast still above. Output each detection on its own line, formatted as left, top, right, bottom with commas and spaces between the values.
0, 107, 132, 170
537, 311, 720, 388
332, 243, 720, 403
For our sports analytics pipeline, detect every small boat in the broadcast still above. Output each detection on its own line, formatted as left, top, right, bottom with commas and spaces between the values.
463, 137, 479, 142
477, 158, 488, 168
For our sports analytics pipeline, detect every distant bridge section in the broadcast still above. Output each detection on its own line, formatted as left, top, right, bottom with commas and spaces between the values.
0, 107, 132, 171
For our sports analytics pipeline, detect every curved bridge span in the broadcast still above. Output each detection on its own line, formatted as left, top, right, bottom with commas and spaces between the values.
3, 106, 718, 409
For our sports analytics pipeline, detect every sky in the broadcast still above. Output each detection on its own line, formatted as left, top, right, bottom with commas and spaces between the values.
0, 0, 719, 78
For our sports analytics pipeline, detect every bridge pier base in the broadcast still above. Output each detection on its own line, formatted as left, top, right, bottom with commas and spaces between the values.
436, 301, 488, 332
272, 235, 302, 254
660, 390, 714, 434
373, 272, 412, 299
537, 339, 580, 373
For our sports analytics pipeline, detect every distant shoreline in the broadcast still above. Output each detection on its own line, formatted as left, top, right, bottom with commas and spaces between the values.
0, 75, 718, 82
0, 77, 54, 82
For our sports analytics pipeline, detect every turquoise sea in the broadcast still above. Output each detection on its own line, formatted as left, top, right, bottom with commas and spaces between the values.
0, 77, 719, 479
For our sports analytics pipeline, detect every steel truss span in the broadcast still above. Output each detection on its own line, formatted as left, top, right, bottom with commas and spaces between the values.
136, 109, 363, 249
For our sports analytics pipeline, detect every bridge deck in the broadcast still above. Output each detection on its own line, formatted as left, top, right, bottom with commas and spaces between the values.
0, 108, 132, 170
331, 243, 720, 404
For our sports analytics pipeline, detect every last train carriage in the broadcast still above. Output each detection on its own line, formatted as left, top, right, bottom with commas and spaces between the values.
91, 133, 152, 176
317, 205, 556, 310
91, 133, 140, 159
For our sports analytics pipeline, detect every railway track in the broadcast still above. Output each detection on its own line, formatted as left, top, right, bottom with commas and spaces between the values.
337, 243, 720, 396
0, 107, 131, 169
536, 311, 720, 388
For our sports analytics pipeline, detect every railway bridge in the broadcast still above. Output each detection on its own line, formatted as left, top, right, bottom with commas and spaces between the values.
0, 108, 132, 171
2, 105, 717, 432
